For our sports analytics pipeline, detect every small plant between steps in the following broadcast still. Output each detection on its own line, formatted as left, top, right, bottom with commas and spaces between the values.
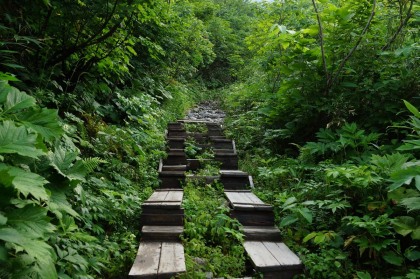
181, 179, 246, 278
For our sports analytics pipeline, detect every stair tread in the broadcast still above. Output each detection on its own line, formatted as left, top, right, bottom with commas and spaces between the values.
142, 226, 183, 234
129, 241, 186, 278
244, 241, 302, 271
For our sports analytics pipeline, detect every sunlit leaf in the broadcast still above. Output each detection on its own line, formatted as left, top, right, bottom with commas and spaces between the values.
0, 121, 45, 158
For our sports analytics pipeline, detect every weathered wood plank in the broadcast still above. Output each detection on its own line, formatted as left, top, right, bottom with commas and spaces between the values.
244, 241, 279, 269
263, 242, 302, 267
231, 211, 275, 226
245, 192, 266, 205
158, 242, 186, 278
220, 170, 249, 177
147, 191, 169, 202
225, 192, 254, 204
161, 165, 187, 171
142, 226, 183, 241
141, 212, 184, 226
165, 191, 183, 202
243, 226, 282, 241
244, 241, 302, 274
129, 242, 161, 278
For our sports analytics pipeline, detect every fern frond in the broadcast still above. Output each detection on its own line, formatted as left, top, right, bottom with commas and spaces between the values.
82, 157, 107, 174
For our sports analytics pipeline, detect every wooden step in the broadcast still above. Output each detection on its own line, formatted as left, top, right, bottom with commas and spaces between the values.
186, 132, 208, 143
225, 191, 274, 226
211, 139, 236, 150
214, 148, 236, 154
244, 241, 303, 279
167, 129, 187, 137
158, 171, 185, 189
159, 160, 186, 172
166, 137, 185, 149
164, 150, 187, 165
215, 153, 238, 170
186, 159, 214, 170
129, 241, 186, 278
209, 136, 229, 141
142, 226, 183, 241
243, 226, 281, 241
208, 128, 224, 137
220, 170, 253, 190
142, 190, 184, 226
142, 189, 183, 208
167, 122, 184, 130
161, 165, 187, 171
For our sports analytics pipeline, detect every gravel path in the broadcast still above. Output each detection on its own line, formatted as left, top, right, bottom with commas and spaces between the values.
184, 101, 225, 123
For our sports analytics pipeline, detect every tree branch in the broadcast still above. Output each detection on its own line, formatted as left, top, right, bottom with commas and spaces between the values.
381, 0, 414, 51
328, 0, 376, 88
311, 0, 329, 89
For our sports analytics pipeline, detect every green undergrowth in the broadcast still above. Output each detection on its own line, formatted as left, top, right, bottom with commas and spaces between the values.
223, 101, 420, 278
0, 79, 194, 278
180, 179, 246, 278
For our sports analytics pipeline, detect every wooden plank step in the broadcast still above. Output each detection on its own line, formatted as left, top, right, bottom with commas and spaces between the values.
142, 226, 183, 241
186, 132, 208, 143
243, 226, 282, 241
244, 241, 303, 279
178, 119, 215, 124
167, 122, 184, 130
161, 165, 187, 171
209, 136, 229, 140
225, 192, 272, 211
215, 153, 238, 170
158, 171, 185, 189
166, 138, 185, 149
208, 129, 224, 137
231, 210, 275, 226
220, 171, 253, 189
141, 211, 184, 226
163, 149, 187, 165
220, 170, 249, 177
166, 129, 187, 137
129, 241, 186, 278
214, 148, 236, 154
211, 139, 235, 150
143, 190, 184, 206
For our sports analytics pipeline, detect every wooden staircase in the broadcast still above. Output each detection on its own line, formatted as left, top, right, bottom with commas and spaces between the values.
129, 120, 303, 278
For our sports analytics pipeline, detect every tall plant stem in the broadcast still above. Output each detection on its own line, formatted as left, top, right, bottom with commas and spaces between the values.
381, 0, 414, 51
311, 0, 329, 92
328, 0, 376, 88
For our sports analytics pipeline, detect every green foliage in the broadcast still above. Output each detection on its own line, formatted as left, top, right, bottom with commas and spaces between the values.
224, 100, 420, 277
182, 181, 246, 278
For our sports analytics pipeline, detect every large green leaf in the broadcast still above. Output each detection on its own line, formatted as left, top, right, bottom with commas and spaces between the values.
0, 164, 49, 201
392, 216, 417, 236
0, 227, 56, 268
7, 205, 56, 238
48, 147, 78, 177
401, 197, 420, 212
0, 213, 6, 225
48, 188, 79, 219
382, 251, 404, 266
19, 108, 63, 140
2, 86, 36, 113
0, 121, 45, 158
389, 166, 420, 191
403, 100, 420, 118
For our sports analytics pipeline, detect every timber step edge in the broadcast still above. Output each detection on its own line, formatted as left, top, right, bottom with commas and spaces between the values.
141, 226, 183, 241
244, 241, 303, 279
129, 241, 186, 279
242, 226, 282, 241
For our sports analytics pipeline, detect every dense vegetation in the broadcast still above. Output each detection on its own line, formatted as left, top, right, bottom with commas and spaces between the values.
0, 0, 418, 278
